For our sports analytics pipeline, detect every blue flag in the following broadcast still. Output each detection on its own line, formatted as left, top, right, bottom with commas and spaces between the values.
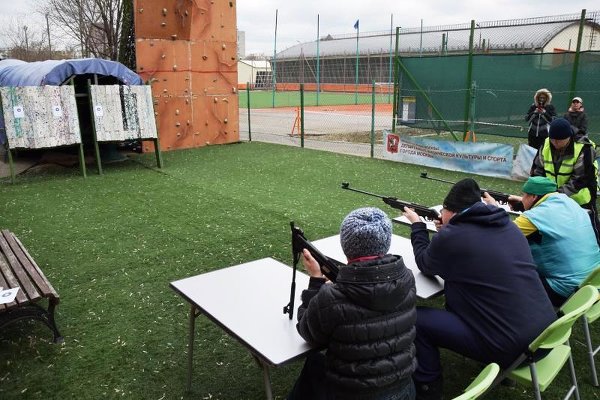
354, 20, 359, 30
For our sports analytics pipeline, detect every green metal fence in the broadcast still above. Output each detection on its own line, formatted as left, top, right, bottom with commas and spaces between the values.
393, 10, 600, 143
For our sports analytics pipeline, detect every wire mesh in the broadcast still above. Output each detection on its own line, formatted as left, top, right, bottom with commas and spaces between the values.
239, 10, 600, 158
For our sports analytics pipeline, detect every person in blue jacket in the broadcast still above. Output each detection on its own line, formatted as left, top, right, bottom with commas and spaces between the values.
402, 178, 556, 400
485, 176, 600, 306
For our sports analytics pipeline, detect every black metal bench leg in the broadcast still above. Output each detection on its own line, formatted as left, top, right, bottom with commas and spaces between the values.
47, 300, 63, 343
0, 303, 62, 343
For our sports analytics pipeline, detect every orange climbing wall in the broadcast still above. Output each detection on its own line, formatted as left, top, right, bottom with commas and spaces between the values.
134, 0, 239, 151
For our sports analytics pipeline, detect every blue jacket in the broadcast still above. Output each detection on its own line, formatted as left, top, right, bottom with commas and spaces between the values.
410, 202, 556, 366
524, 193, 600, 297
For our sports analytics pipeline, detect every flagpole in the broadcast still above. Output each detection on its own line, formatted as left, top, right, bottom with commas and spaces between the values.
355, 20, 359, 105
271, 9, 278, 108
316, 14, 321, 106
388, 14, 393, 103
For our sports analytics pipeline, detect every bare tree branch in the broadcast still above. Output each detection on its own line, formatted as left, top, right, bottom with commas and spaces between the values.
45, 0, 125, 60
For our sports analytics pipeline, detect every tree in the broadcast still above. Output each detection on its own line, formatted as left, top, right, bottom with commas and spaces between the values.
45, 0, 126, 60
118, 0, 135, 70
0, 18, 67, 62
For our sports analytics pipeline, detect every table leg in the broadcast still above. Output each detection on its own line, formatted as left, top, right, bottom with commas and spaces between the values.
186, 305, 197, 392
260, 361, 273, 400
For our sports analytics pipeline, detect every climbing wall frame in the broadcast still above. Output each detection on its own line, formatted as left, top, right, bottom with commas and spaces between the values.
134, 0, 239, 151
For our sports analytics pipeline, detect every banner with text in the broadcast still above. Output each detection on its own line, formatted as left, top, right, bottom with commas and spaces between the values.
383, 132, 514, 179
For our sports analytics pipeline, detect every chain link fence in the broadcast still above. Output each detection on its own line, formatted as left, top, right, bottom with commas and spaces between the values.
239, 10, 600, 158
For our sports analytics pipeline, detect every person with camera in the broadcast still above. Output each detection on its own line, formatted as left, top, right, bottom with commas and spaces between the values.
526, 88, 557, 149
288, 207, 417, 400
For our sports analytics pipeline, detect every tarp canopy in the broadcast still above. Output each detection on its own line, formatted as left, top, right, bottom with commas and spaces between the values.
0, 58, 142, 86
0, 58, 143, 145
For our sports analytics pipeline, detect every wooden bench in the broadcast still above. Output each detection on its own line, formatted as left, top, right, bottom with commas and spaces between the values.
0, 229, 62, 342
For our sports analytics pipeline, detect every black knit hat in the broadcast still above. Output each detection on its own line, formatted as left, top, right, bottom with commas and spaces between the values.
443, 178, 481, 212
548, 118, 573, 140
340, 207, 392, 261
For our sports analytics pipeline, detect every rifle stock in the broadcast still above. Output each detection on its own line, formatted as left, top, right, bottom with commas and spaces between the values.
291, 223, 341, 282
341, 182, 441, 222
284, 223, 345, 319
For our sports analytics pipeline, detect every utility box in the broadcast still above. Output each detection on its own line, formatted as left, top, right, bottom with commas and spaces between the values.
398, 96, 416, 124
134, 0, 239, 151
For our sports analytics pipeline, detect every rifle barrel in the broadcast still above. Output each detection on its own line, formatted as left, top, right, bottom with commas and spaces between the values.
341, 183, 385, 199
420, 173, 457, 185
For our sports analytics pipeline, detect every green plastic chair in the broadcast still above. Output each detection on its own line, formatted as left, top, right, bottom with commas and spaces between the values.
452, 363, 499, 400
495, 285, 598, 400
578, 266, 600, 386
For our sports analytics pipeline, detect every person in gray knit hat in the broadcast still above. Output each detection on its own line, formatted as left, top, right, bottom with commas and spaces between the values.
340, 207, 392, 262
288, 207, 417, 400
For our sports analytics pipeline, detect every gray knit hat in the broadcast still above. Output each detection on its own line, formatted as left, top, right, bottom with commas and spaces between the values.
340, 207, 392, 261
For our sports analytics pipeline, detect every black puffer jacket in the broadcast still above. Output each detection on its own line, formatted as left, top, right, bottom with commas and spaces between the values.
297, 254, 416, 398
564, 109, 588, 136
526, 88, 556, 138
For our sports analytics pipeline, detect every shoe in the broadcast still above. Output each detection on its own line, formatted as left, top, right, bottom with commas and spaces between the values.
415, 377, 443, 400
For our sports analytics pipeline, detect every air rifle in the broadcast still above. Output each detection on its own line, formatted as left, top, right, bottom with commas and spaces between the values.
419, 172, 517, 206
283, 222, 343, 320
341, 182, 441, 222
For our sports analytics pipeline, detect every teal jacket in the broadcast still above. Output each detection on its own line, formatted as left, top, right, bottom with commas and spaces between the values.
524, 193, 600, 297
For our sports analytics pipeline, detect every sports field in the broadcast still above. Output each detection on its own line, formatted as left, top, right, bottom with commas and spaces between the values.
239, 89, 393, 108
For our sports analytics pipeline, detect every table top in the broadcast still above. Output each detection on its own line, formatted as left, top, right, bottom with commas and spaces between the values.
170, 257, 314, 367
311, 234, 444, 299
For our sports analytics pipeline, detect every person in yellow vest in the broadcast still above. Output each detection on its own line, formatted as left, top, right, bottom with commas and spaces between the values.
530, 117, 599, 244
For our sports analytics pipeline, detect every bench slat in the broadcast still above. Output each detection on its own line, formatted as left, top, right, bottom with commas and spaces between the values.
0, 232, 40, 302
0, 251, 29, 305
5, 231, 58, 299
0, 265, 11, 310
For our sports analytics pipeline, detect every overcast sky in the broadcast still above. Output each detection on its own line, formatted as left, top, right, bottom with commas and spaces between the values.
1, 0, 598, 55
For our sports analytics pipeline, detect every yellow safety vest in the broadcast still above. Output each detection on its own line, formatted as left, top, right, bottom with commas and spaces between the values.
541, 140, 597, 205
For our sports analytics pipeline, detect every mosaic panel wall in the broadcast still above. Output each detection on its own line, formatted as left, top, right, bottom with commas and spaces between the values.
0, 86, 81, 149
89, 85, 158, 141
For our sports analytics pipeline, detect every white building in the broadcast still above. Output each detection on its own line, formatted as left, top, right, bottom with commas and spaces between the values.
238, 59, 271, 88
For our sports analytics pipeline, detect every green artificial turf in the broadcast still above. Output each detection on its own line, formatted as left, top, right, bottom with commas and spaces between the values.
239, 90, 391, 108
0, 142, 597, 399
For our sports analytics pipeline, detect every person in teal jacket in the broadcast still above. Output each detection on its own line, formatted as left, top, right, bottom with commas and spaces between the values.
485, 176, 600, 306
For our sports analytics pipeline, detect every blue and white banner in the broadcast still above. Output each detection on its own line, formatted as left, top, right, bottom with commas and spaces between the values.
383, 132, 514, 179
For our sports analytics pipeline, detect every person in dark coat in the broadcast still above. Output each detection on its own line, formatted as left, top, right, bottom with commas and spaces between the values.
564, 96, 588, 138
288, 207, 417, 400
402, 179, 556, 400
526, 88, 556, 149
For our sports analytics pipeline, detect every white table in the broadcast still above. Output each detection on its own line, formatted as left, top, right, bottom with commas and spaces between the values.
170, 257, 313, 399
311, 234, 444, 299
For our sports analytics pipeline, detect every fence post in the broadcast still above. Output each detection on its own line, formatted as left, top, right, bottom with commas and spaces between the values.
468, 80, 477, 142
246, 83, 252, 142
392, 27, 400, 133
462, 20, 475, 141
569, 9, 586, 103
300, 83, 305, 148
371, 80, 376, 158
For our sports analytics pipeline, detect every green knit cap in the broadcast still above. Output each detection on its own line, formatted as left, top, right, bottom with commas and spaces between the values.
522, 176, 557, 195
